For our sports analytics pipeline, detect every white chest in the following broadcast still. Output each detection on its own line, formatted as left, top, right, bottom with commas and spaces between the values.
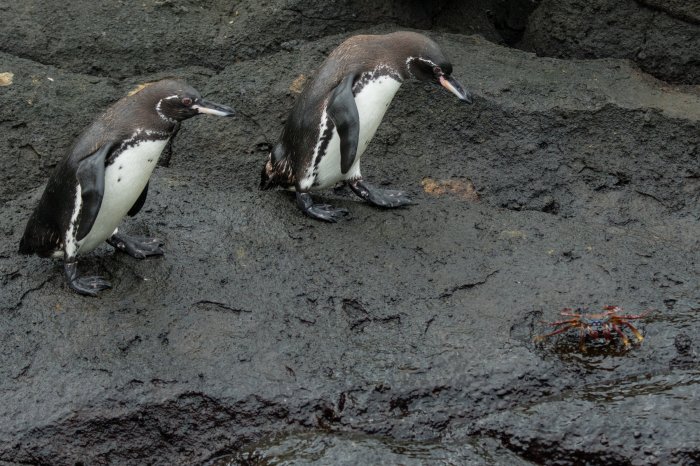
312, 76, 402, 189
354, 75, 402, 157
76, 138, 168, 253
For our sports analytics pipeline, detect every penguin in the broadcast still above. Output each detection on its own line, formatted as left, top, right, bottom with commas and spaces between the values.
19, 79, 235, 296
260, 31, 472, 222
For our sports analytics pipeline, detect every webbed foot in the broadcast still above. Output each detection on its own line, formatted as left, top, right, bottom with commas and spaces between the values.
348, 179, 413, 208
108, 233, 164, 259
296, 192, 348, 223
64, 261, 111, 297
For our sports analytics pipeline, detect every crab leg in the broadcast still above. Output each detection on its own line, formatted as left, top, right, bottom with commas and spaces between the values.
534, 324, 575, 342
615, 311, 651, 320
611, 323, 631, 347
619, 321, 644, 343
543, 318, 579, 327
578, 327, 588, 352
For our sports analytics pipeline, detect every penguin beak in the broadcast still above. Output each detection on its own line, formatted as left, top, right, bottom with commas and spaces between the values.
439, 75, 472, 104
192, 99, 235, 117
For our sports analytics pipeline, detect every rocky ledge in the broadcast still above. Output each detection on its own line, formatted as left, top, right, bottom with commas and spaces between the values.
1, 1, 698, 465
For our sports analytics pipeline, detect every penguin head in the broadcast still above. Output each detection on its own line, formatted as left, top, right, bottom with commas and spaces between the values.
130, 80, 235, 123
402, 34, 472, 104
156, 85, 235, 121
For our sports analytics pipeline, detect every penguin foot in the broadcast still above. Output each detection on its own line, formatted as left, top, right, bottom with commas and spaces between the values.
64, 261, 111, 297
296, 192, 348, 223
107, 233, 164, 259
348, 179, 413, 208
70, 276, 112, 296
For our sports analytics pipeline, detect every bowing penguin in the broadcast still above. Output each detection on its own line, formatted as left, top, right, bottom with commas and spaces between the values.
261, 31, 471, 222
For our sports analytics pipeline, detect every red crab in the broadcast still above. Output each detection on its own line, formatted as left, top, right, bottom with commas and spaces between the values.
534, 306, 651, 351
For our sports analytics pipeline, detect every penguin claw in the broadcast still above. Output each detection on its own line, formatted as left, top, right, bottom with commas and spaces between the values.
108, 234, 165, 259
306, 204, 349, 223
295, 192, 348, 223
370, 189, 413, 208
131, 236, 164, 246
348, 180, 413, 208
70, 275, 112, 296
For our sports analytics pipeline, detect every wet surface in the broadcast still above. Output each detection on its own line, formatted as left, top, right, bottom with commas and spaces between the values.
521, 0, 700, 84
1, 1, 699, 465
208, 431, 530, 465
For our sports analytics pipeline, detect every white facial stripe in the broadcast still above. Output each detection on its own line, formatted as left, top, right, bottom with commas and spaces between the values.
405, 56, 439, 77
417, 57, 438, 67
156, 97, 178, 123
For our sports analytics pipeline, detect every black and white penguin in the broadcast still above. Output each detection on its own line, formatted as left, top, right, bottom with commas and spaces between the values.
260, 31, 471, 222
19, 79, 234, 296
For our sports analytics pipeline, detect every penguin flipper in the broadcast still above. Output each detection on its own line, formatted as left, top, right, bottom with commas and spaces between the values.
128, 182, 148, 217
327, 74, 359, 174
75, 143, 114, 241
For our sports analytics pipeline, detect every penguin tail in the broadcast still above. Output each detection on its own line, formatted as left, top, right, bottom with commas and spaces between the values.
260, 155, 296, 191
18, 235, 32, 255
259, 159, 277, 190
18, 217, 37, 255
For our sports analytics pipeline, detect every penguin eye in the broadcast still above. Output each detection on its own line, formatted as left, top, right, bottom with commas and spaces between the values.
433, 66, 442, 76
182, 97, 193, 106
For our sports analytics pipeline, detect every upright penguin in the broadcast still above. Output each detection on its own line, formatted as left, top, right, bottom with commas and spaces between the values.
260, 31, 471, 222
19, 79, 234, 296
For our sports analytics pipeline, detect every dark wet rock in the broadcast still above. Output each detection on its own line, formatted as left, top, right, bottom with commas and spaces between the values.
0, 0, 536, 80
0, 52, 116, 204
671, 331, 698, 369
637, 0, 700, 24
0, 0, 236, 78
521, 0, 700, 84
472, 370, 700, 465
1, 3, 699, 466
208, 431, 530, 465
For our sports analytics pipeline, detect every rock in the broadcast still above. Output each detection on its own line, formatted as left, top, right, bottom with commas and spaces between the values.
474, 371, 700, 464
521, 0, 700, 84
0, 0, 537, 79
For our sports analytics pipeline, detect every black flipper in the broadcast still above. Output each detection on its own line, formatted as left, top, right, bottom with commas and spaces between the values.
75, 143, 114, 241
128, 182, 149, 217
327, 74, 359, 174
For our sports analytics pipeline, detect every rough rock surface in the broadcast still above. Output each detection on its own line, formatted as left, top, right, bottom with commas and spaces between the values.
0, 0, 537, 80
521, 0, 700, 84
1, 1, 699, 465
